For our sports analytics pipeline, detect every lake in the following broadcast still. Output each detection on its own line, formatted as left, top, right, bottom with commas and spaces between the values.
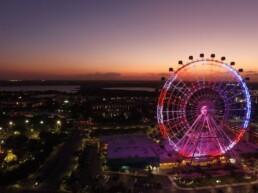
0, 85, 80, 93
104, 87, 156, 92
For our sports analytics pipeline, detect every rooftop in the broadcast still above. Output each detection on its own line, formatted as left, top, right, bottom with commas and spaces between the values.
101, 134, 177, 161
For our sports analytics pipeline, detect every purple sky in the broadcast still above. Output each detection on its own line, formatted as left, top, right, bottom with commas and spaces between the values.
0, 0, 258, 80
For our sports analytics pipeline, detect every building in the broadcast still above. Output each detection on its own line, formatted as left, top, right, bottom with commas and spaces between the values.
4, 149, 17, 163
100, 134, 176, 169
91, 102, 135, 119
100, 134, 258, 170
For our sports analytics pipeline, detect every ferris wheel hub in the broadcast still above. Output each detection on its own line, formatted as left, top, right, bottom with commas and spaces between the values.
200, 105, 209, 115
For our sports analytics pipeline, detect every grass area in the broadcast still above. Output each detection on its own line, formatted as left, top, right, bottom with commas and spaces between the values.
175, 175, 257, 188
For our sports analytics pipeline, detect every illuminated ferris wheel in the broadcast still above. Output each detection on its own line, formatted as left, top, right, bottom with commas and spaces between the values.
157, 54, 251, 158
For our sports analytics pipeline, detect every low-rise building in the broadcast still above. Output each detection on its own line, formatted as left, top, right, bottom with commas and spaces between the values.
100, 134, 175, 169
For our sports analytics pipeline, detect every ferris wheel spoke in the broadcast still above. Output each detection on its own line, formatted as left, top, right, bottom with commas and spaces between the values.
179, 114, 206, 156
205, 115, 226, 153
201, 61, 206, 85
163, 110, 185, 113
222, 84, 240, 97
218, 71, 239, 94
220, 119, 241, 135
178, 62, 203, 88
168, 125, 187, 141
176, 76, 195, 94
191, 118, 207, 157
210, 116, 223, 124
163, 115, 186, 122
167, 125, 184, 139
168, 78, 192, 96
223, 91, 245, 104
221, 86, 242, 101
227, 108, 245, 113
192, 62, 202, 86
215, 64, 231, 92
221, 72, 244, 95
220, 121, 242, 143
222, 119, 242, 130
178, 114, 203, 143
208, 115, 233, 148
223, 100, 243, 108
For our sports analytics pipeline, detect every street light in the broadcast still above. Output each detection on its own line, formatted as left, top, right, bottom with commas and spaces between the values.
9, 121, 13, 126
14, 131, 19, 135
34, 182, 38, 187
57, 120, 61, 125
40, 121, 44, 125
25, 120, 29, 124
216, 180, 221, 183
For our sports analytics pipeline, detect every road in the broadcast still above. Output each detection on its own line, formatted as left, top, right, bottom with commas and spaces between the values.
100, 171, 258, 193
18, 130, 83, 191
38, 131, 83, 190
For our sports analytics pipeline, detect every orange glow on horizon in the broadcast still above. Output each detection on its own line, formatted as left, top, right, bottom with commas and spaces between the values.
0, 1, 258, 81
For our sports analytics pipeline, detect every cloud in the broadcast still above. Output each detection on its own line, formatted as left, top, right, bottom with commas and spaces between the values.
78, 72, 122, 80
243, 70, 258, 76
245, 71, 257, 73
158, 72, 170, 77
0, 69, 171, 81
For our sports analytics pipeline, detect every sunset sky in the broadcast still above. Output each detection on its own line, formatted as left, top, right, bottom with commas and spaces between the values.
1, 0, 258, 81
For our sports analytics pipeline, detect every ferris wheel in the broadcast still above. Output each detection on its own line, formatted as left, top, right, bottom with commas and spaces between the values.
157, 54, 251, 158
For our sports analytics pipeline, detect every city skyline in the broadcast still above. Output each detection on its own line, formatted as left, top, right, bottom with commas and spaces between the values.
1, 0, 258, 81
0, 2, 258, 191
